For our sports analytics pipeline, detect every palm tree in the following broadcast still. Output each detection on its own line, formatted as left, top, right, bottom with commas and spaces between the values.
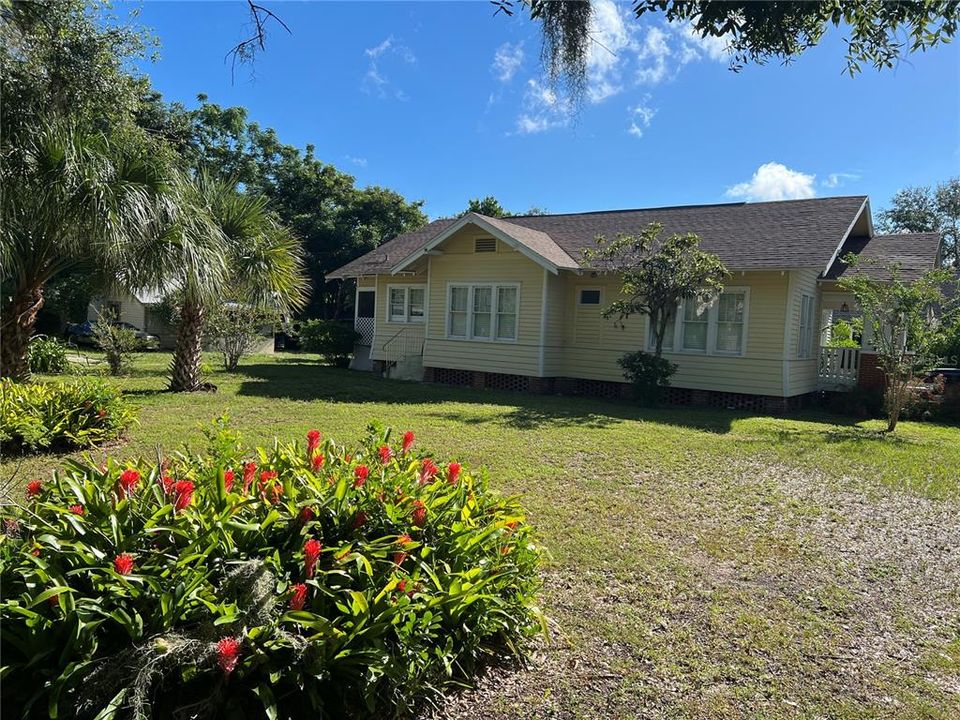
134, 174, 308, 391
0, 122, 171, 380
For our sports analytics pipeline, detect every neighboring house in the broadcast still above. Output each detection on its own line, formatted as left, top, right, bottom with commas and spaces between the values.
87, 291, 275, 354
328, 196, 941, 410
88, 289, 176, 349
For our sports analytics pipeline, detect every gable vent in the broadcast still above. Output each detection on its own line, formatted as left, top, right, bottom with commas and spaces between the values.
474, 237, 497, 253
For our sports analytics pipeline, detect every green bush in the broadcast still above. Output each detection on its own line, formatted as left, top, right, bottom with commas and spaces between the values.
27, 335, 70, 374
618, 350, 678, 405
0, 423, 543, 719
0, 378, 137, 452
92, 319, 139, 375
299, 319, 361, 367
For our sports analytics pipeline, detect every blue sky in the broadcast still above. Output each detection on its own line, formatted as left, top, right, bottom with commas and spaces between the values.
129, 1, 960, 219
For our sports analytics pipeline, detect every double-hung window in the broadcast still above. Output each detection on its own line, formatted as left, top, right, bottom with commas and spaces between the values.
648, 289, 749, 356
447, 283, 519, 341
715, 291, 746, 354
387, 285, 425, 324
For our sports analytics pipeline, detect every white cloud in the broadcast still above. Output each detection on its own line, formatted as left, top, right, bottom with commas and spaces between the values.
346, 155, 368, 168
492, 42, 524, 82
627, 98, 656, 138
585, 0, 636, 102
725, 162, 817, 202
635, 26, 673, 85
513, 79, 571, 134
822, 172, 861, 189
362, 36, 416, 99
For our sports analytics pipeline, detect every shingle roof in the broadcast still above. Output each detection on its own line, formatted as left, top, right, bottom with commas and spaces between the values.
477, 214, 579, 270
329, 196, 937, 279
824, 233, 942, 282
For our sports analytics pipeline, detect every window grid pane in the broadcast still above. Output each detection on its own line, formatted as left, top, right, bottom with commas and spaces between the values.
449, 286, 468, 336
496, 287, 518, 339
389, 288, 406, 322
408, 288, 424, 320
682, 302, 708, 350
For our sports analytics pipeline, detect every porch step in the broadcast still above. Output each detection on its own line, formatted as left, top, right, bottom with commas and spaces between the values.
387, 354, 424, 382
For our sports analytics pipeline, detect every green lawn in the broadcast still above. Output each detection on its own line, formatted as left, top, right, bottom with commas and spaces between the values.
6, 352, 960, 719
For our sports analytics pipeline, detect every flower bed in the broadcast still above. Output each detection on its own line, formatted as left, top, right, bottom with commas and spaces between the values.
0, 377, 136, 452
0, 423, 542, 718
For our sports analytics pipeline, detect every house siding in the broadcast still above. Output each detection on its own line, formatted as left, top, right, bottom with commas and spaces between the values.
554, 271, 790, 396
422, 227, 545, 376
786, 269, 821, 396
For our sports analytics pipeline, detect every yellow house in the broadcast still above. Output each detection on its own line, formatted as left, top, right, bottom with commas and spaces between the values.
328, 196, 941, 410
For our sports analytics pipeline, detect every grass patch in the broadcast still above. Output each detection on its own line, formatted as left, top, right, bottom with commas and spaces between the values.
4, 352, 959, 719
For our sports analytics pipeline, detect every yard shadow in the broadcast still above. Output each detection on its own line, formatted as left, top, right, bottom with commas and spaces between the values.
233, 359, 746, 434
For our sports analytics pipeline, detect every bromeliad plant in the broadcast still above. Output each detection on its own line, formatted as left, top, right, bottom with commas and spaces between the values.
0, 423, 543, 719
0, 378, 136, 453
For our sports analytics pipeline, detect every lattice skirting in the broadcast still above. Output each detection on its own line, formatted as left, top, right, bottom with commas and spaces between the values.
423, 366, 813, 413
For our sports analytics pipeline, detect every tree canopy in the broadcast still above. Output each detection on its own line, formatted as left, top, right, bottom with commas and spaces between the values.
140, 94, 428, 317
877, 178, 959, 268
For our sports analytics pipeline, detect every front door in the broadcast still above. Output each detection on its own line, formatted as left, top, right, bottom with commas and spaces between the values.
355, 289, 375, 346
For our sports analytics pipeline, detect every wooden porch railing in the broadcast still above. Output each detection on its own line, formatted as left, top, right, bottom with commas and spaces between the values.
818, 347, 860, 388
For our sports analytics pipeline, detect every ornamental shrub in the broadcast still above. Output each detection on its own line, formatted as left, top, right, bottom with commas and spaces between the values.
0, 378, 137, 452
618, 350, 678, 405
28, 335, 70, 374
0, 423, 542, 719
298, 319, 361, 367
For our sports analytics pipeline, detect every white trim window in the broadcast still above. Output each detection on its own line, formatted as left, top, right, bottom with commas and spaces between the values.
387, 284, 425, 324
798, 293, 815, 359
645, 289, 750, 356
447, 283, 520, 342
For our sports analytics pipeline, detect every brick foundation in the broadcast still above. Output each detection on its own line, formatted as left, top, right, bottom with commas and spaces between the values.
857, 352, 885, 390
423, 366, 813, 413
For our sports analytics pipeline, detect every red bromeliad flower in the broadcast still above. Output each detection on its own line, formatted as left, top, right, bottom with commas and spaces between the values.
69, 504, 85, 515
378, 445, 393, 463
392, 551, 407, 566
447, 462, 462, 485
352, 511, 368, 529
223, 469, 235, 492
299, 506, 315, 524
26, 480, 42, 498
217, 637, 241, 676
113, 553, 134, 575
401, 431, 415, 454
396, 533, 412, 546
118, 469, 141, 498
505, 520, 520, 530
411, 500, 427, 527
174, 480, 195, 511
242, 462, 257, 493
418, 458, 439, 485
258, 470, 278, 493
353, 465, 369, 488
97, 408, 107, 419
306, 429, 321, 456
311, 453, 325, 471
303, 538, 322, 578
160, 475, 175, 495
30, 547, 40, 557
289, 583, 308, 611
396, 579, 407, 593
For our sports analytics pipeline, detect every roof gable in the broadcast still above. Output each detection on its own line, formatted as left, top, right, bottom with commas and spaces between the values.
390, 213, 579, 275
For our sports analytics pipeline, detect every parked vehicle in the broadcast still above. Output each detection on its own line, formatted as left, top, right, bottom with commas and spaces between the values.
922, 368, 960, 386
66, 320, 160, 349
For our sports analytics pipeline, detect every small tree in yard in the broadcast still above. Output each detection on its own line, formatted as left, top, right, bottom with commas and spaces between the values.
206, 302, 278, 371
91, 313, 139, 376
583, 223, 727, 401
838, 255, 959, 432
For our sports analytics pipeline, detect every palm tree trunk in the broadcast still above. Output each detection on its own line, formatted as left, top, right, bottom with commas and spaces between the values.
169, 299, 205, 392
1, 284, 44, 380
